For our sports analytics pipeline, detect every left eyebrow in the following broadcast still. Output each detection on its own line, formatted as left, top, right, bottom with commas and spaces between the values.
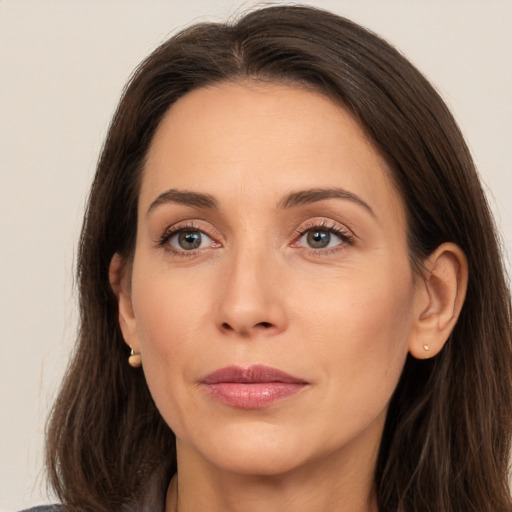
278, 187, 375, 217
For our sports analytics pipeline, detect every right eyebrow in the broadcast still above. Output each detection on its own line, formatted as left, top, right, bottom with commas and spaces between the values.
146, 189, 218, 216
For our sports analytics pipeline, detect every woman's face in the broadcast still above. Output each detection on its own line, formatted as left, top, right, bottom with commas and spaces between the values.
122, 82, 422, 476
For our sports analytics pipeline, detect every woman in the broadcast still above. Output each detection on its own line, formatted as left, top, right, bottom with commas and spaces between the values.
26, 5, 511, 512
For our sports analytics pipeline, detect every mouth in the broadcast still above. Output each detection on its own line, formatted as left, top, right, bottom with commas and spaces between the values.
201, 364, 309, 409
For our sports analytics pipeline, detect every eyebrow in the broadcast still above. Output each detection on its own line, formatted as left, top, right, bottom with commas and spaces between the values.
278, 187, 375, 216
146, 186, 374, 217
147, 189, 218, 215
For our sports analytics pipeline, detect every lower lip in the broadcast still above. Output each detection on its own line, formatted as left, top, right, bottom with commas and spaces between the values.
204, 382, 307, 409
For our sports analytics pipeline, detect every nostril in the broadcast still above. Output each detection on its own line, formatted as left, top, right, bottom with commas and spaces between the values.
219, 321, 275, 334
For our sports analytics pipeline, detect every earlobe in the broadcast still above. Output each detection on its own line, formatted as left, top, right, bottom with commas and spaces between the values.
409, 243, 468, 359
109, 253, 140, 352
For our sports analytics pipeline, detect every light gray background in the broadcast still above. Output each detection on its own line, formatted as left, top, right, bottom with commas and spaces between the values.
1, 1, 511, 510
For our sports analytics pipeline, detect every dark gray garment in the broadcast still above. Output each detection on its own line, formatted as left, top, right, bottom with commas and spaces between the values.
19, 508, 63, 512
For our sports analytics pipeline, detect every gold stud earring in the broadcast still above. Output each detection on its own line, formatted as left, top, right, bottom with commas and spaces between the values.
128, 348, 142, 368
423, 344, 430, 352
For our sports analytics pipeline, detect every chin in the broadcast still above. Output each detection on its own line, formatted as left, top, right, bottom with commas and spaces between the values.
209, 445, 308, 477
181, 420, 315, 476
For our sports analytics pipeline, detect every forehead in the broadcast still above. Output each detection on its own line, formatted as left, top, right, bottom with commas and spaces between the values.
140, 81, 405, 226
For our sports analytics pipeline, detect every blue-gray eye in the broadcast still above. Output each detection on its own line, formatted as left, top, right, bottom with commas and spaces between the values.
170, 230, 212, 251
301, 229, 342, 249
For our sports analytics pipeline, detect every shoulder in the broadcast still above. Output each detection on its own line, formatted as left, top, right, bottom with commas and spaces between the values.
18, 506, 64, 512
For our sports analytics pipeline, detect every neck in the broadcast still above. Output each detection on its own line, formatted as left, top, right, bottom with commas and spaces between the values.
165, 436, 381, 512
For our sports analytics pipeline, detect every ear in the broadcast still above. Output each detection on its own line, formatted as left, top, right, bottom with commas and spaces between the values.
409, 243, 468, 359
109, 253, 140, 352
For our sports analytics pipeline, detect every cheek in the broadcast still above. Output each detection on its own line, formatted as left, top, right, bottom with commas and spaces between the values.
296, 259, 414, 347
130, 266, 209, 400
342, 276, 414, 357
131, 259, 212, 349
297, 262, 415, 417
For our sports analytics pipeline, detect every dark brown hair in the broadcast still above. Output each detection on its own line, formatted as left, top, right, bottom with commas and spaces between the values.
46, 5, 512, 511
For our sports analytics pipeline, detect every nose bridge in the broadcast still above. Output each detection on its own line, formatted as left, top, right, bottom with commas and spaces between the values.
216, 234, 286, 336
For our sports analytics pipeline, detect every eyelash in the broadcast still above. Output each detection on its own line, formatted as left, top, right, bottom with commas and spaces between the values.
155, 221, 218, 257
293, 220, 355, 255
155, 219, 355, 257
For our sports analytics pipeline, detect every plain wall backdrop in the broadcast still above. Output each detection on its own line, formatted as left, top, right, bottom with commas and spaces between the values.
1, 1, 511, 510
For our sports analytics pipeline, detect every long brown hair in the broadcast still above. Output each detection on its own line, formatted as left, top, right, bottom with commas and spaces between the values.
46, 5, 512, 511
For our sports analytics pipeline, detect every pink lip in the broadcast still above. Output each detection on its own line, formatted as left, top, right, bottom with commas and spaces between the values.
202, 365, 308, 409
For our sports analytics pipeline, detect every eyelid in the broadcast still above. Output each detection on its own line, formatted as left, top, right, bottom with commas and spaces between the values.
291, 218, 356, 251
155, 220, 222, 255
294, 218, 355, 239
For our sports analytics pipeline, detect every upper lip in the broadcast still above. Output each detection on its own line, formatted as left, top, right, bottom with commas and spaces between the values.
202, 364, 307, 384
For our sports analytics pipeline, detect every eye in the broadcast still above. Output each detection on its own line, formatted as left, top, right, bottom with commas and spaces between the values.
156, 222, 221, 256
168, 229, 213, 251
300, 229, 343, 249
291, 219, 355, 254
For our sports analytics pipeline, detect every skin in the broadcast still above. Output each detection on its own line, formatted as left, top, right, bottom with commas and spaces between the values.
112, 82, 467, 512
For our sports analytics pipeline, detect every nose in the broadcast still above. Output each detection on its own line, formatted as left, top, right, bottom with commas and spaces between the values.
215, 247, 288, 338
